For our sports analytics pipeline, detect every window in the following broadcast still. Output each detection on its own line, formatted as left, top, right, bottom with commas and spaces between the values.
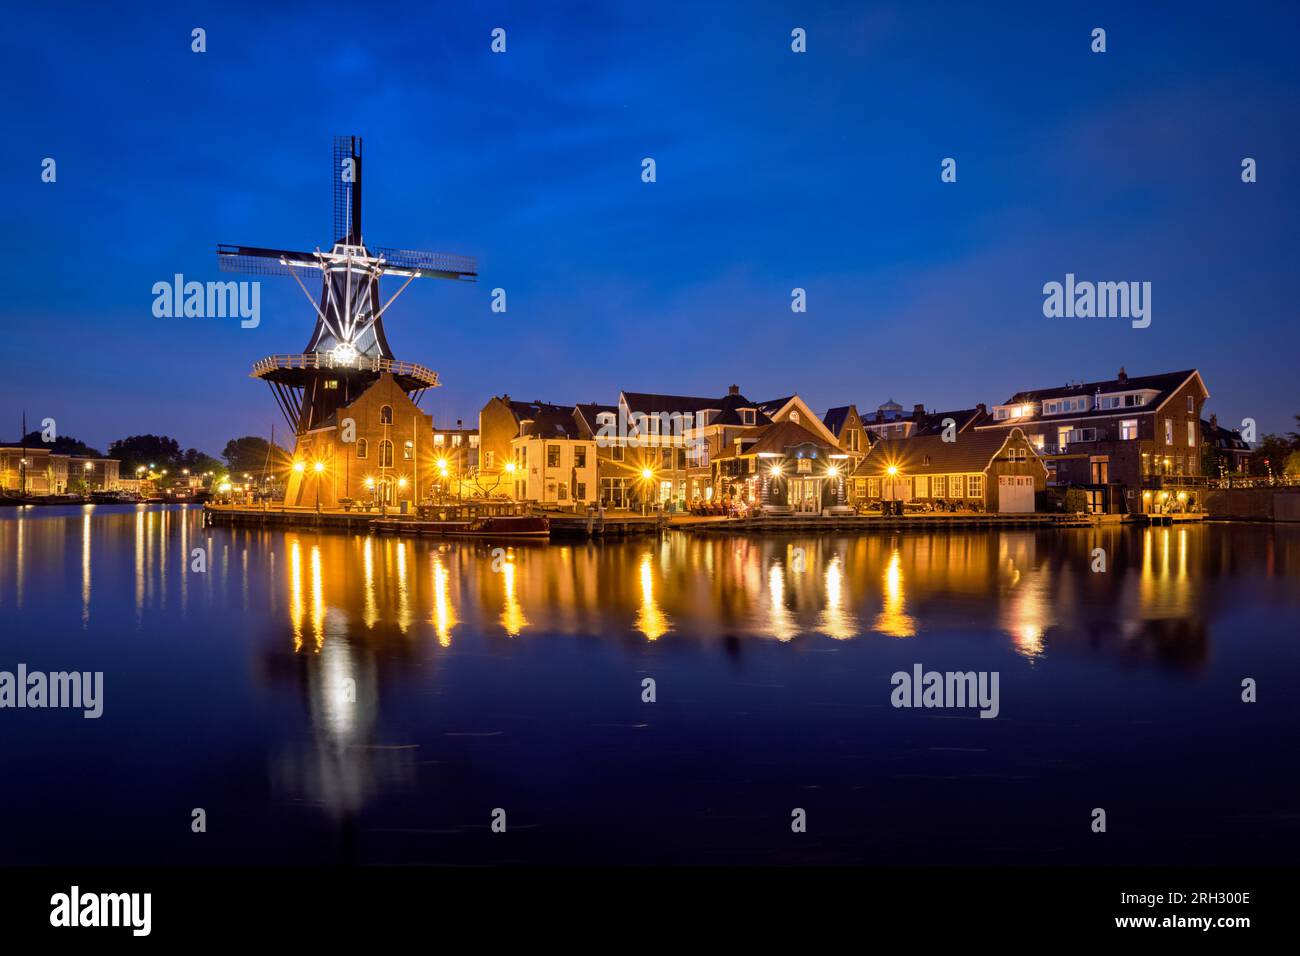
379, 440, 394, 468
547, 445, 561, 468
867, 478, 880, 498
949, 475, 964, 498
1187, 395, 1194, 413
789, 410, 800, 423
380, 405, 393, 425
612, 444, 625, 462
915, 476, 929, 498
1187, 421, 1196, 447
434, 434, 445, 446
576, 482, 586, 500
967, 475, 983, 499
356, 438, 368, 459
932, 475, 947, 498
1091, 459, 1109, 483
403, 440, 413, 460
557, 483, 567, 501
1165, 418, 1173, 444
574, 446, 587, 468
740, 409, 755, 425
1120, 419, 1138, 441
485, 450, 495, 468
452, 435, 462, 447
324, 379, 338, 390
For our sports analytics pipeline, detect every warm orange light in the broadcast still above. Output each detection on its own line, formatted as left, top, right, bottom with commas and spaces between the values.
364, 477, 375, 489
398, 477, 408, 489
505, 461, 516, 475
293, 461, 305, 473
770, 464, 782, 477
827, 466, 839, 478
641, 468, 654, 481
313, 461, 324, 474
886, 465, 898, 477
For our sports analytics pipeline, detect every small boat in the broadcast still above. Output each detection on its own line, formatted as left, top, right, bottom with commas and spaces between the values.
447, 515, 550, 538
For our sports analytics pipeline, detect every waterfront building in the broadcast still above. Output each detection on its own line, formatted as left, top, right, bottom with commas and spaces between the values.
0, 448, 120, 494
975, 367, 1208, 514
862, 401, 989, 441
508, 409, 598, 506
821, 404, 869, 464
1202, 415, 1251, 476
851, 427, 1047, 512
712, 419, 850, 513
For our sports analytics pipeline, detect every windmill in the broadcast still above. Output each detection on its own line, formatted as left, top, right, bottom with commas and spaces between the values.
218, 136, 476, 436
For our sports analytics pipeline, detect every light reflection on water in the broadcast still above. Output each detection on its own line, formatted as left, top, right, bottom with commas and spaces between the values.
1, 504, 1298, 866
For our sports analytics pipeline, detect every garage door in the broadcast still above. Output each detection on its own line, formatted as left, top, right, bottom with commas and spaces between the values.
998, 475, 1034, 513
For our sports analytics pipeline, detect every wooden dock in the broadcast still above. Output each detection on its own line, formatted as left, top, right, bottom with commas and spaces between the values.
685, 513, 1098, 533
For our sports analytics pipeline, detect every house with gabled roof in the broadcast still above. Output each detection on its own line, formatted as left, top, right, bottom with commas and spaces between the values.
822, 404, 868, 461
852, 427, 1047, 513
976, 367, 1209, 514
479, 394, 574, 488
589, 385, 771, 509
713, 418, 852, 514
862, 401, 989, 441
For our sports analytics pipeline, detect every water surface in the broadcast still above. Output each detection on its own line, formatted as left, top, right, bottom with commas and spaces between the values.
1, 504, 1296, 866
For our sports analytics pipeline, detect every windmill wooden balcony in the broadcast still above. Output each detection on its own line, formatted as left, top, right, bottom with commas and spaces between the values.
251, 352, 440, 391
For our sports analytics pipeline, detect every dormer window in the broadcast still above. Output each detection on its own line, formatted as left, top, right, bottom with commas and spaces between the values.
740, 408, 756, 425
790, 410, 801, 424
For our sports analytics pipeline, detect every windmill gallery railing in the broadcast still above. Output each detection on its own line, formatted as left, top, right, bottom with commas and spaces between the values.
251, 353, 440, 387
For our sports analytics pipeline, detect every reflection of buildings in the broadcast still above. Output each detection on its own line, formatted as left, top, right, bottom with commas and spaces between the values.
5, 505, 1298, 835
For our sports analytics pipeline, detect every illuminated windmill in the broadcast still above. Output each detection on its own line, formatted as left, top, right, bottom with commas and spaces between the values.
218, 136, 476, 435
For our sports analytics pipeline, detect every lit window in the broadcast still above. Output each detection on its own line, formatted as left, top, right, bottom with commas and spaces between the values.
356, 438, 368, 459
1187, 421, 1196, 447
967, 475, 983, 498
403, 440, 413, 460
379, 440, 394, 468
1120, 419, 1138, 441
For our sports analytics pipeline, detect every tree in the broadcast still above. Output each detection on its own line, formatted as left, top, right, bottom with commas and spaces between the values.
12, 430, 103, 457
1249, 434, 1292, 476
1062, 487, 1089, 514
108, 434, 183, 474
222, 436, 288, 476
180, 448, 224, 476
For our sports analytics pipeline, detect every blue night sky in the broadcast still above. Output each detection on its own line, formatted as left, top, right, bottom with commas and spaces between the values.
3, 1, 1297, 454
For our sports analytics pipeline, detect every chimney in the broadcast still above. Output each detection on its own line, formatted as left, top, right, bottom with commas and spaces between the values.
912, 403, 925, 419
976, 402, 987, 415
728, 384, 740, 396
456, 419, 463, 429
1209, 413, 1218, 429
1117, 366, 1128, 384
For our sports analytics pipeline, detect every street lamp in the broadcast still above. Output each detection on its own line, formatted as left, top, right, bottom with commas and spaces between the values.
641, 467, 654, 515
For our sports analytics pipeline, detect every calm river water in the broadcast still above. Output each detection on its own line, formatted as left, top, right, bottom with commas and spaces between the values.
0, 504, 1296, 866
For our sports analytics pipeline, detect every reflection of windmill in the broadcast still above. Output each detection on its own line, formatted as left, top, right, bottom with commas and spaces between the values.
218, 136, 476, 435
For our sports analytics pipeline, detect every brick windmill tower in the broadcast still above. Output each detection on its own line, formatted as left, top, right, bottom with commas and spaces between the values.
218, 136, 476, 507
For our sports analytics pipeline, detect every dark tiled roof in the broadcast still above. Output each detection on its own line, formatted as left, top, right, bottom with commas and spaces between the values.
621, 391, 770, 428
822, 406, 852, 435
755, 396, 795, 416
743, 420, 838, 457
1202, 418, 1250, 451
507, 399, 572, 422
992, 370, 1200, 422
520, 410, 582, 440
913, 407, 988, 435
573, 403, 617, 436
853, 428, 1035, 477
